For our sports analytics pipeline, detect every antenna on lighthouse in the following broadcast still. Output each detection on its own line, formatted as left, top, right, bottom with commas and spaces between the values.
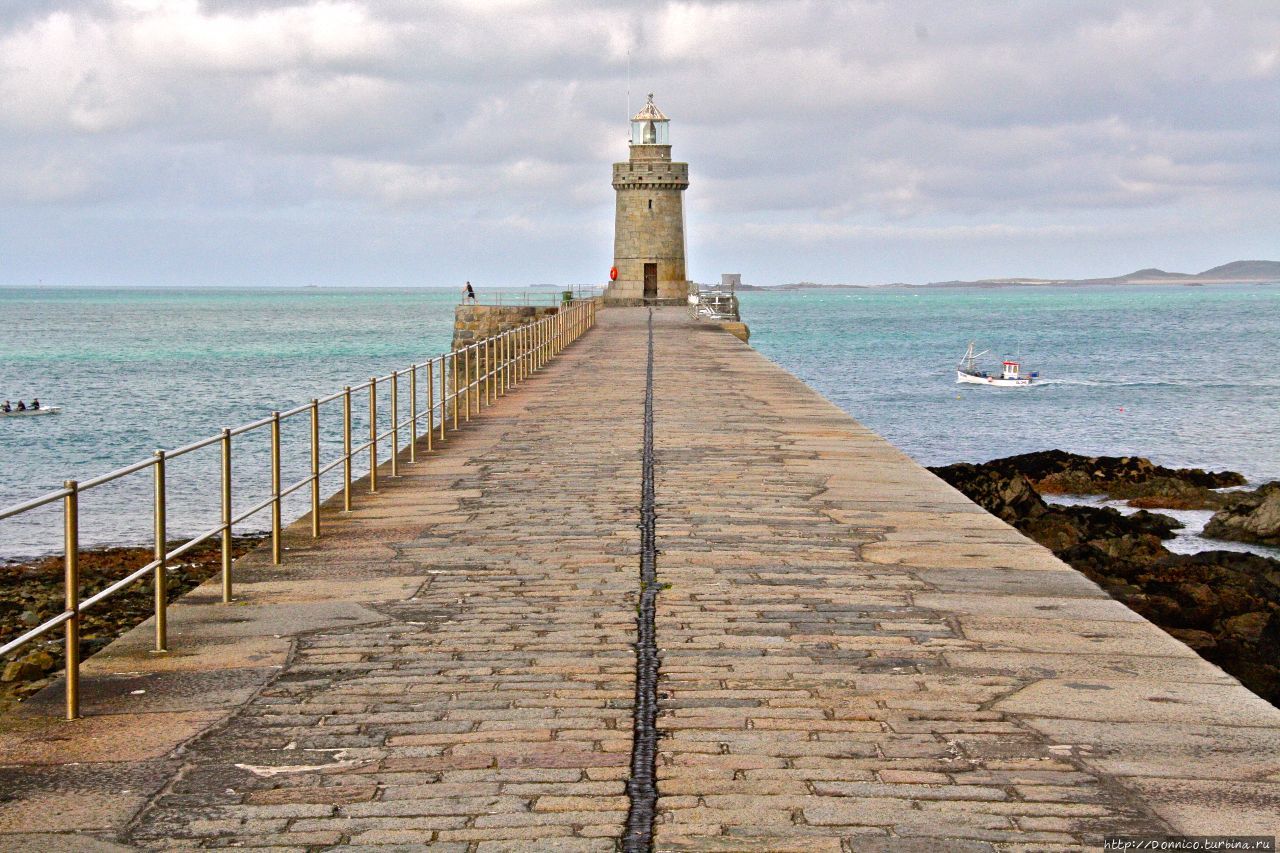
626, 49, 632, 125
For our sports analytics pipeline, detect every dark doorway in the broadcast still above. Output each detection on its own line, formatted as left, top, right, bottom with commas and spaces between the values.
643, 263, 658, 301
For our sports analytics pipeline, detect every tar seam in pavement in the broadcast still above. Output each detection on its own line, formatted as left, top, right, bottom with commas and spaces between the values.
623, 308, 660, 852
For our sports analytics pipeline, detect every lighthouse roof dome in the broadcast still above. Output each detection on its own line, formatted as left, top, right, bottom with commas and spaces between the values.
631, 94, 668, 122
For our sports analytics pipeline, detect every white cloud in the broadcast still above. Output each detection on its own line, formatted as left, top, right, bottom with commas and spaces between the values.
327, 158, 463, 204
0, 147, 102, 201
0, 0, 1278, 284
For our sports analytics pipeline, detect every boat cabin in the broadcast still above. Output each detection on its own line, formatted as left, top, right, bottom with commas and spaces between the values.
1001, 361, 1021, 380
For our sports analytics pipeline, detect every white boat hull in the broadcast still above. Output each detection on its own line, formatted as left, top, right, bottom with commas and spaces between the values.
1, 406, 61, 417
956, 371, 1032, 387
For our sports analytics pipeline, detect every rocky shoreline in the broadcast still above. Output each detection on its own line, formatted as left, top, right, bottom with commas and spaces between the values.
0, 535, 265, 712
930, 450, 1280, 706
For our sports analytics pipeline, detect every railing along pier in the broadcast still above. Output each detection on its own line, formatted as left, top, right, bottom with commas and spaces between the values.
0, 300, 598, 719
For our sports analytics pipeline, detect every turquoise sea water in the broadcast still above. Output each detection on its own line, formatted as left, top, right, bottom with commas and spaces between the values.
0, 288, 459, 556
1, 283, 1278, 557
741, 284, 1280, 481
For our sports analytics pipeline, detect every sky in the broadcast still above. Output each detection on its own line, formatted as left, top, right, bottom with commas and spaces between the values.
1, 0, 1278, 288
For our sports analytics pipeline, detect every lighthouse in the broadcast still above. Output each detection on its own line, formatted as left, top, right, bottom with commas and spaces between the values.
605, 94, 691, 305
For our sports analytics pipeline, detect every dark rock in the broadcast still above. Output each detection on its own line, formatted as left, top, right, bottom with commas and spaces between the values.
1, 650, 55, 683
961, 450, 1245, 505
929, 463, 1047, 526
1203, 482, 1280, 546
1224, 612, 1270, 642
989, 449, 1240, 489
1167, 628, 1217, 651
1110, 476, 1226, 510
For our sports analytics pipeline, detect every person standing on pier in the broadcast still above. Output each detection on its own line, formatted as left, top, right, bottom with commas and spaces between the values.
463, 281, 476, 303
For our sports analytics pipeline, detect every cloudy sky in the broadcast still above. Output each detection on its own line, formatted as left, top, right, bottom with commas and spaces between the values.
1, 0, 1277, 287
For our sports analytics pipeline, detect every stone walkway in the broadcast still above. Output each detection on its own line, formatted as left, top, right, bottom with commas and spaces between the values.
2, 307, 1279, 851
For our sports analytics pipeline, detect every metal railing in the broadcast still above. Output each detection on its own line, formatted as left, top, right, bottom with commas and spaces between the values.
0, 299, 599, 719
690, 286, 740, 322
470, 286, 605, 307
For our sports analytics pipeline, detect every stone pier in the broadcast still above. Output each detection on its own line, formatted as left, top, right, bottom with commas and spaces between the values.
2, 307, 1278, 850
451, 303, 560, 349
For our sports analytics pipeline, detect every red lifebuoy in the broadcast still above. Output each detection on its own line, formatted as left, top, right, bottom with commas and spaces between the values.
609, 266, 618, 281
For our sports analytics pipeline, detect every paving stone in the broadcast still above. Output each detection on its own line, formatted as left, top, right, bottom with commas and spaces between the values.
4, 307, 1279, 851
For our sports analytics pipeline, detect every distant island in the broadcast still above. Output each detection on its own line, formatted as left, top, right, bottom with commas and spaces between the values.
733, 259, 1280, 291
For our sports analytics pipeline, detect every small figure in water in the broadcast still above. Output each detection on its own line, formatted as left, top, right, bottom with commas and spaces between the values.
1, 400, 10, 413
30, 398, 40, 410
15, 400, 25, 411
463, 281, 476, 304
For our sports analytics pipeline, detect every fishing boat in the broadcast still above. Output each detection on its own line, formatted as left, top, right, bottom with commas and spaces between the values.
1, 406, 61, 418
956, 342, 1038, 387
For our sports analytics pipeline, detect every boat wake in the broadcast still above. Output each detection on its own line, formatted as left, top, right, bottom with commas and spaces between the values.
1033, 378, 1280, 389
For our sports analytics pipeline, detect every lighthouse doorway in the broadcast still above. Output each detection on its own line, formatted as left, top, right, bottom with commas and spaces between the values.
643, 263, 658, 302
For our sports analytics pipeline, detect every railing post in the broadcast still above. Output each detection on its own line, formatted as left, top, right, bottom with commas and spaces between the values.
473, 344, 481, 416
220, 428, 232, 603
390, 370, 400, 478
498, 332, 505, 395
439, 355, 447, 441
270, 413, 282, 564
518, 326, 525, 382
409, 365, 418, 463
63, 480, 79, 720
153, 450, 168, 652
368, 378, 378, 493
428, 358, 437, 448
342, 386, 353, 511
310, 399, 320, 537
455, 348, 465, 427
463, 346, 471, 422
485, 337, 492, 406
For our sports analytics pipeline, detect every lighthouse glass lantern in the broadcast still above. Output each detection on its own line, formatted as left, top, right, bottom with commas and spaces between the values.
630, 94, 670, 145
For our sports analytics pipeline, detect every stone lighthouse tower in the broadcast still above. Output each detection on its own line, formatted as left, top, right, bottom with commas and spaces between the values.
605, 94, 690, 305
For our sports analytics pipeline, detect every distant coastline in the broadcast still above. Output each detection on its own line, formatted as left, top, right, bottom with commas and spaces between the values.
734, 259, 1280, 291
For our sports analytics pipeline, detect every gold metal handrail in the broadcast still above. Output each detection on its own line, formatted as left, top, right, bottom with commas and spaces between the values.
0, 299, 599, 719
467, 286, 605, 307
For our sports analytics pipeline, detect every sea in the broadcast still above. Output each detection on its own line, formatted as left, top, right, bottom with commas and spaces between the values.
1, 283, 1278, 560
